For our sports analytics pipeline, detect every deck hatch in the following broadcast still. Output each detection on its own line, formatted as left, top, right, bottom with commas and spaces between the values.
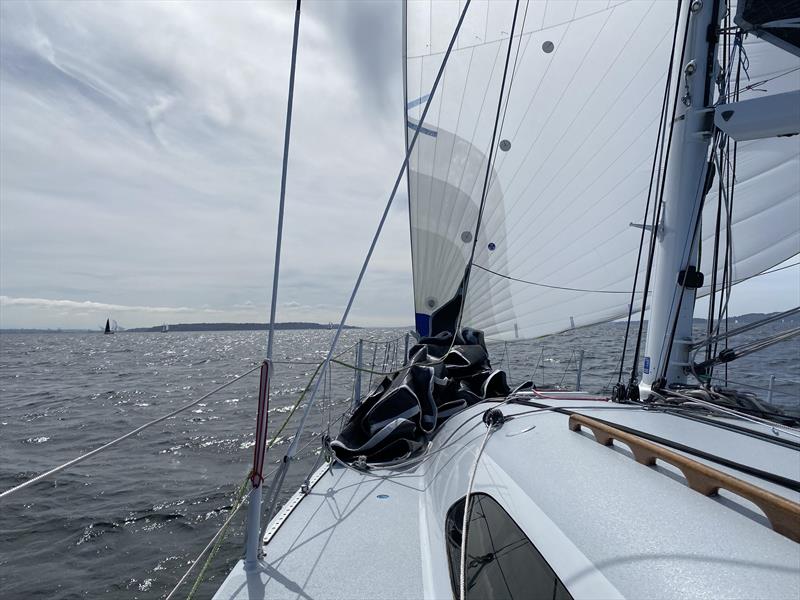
445, 493, 573, 600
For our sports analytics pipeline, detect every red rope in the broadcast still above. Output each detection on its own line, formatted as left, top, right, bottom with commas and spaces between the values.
250, 361, 270, 487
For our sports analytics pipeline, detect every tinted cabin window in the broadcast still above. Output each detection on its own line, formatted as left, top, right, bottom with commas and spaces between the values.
445, 493, 572, 600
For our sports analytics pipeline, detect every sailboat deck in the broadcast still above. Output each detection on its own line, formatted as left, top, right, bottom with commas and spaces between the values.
216, 467, 429, 600
215, 399, 800, 600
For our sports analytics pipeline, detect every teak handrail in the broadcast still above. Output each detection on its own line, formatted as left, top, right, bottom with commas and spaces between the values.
568, 413, 800, 543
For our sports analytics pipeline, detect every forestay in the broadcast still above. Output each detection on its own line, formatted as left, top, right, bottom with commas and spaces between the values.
404, 0, 800, 341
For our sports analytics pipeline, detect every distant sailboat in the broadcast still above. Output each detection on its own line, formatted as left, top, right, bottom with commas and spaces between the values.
161, 323, 169, 333
103, 318, 113, 335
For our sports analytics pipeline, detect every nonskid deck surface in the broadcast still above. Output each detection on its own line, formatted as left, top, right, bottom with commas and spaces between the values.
520, 393, 800, 499
215, 467, 429, 600
215, 399, 800, 600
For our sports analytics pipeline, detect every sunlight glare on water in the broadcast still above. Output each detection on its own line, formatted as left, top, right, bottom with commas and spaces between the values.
0, 324, 797, 598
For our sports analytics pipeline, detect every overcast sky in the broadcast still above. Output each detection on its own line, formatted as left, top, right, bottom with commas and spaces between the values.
1, 0, 797, 330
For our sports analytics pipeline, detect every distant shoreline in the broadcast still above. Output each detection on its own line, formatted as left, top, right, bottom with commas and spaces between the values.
0, 322, 359, 334
0, 312, 794, 334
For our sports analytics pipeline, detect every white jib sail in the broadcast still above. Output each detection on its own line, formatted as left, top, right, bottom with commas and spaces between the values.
404, 0, 799, 341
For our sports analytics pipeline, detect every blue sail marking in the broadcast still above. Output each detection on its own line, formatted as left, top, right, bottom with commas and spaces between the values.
415, 313, 431, 337
407, 119, 438, 138
406, 94, 430, 110
407, 94, 437, 137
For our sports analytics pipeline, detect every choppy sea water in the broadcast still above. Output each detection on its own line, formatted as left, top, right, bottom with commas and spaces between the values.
1, 323, 797, 599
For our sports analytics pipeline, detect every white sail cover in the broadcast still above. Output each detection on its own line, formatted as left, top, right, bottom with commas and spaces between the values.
404, 0, 800, 340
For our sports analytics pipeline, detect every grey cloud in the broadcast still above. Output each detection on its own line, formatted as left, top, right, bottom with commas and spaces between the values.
2, 1, 789, 334
311, 0, 403, 114
0, 295, 227, 313
1, 1, 412, 329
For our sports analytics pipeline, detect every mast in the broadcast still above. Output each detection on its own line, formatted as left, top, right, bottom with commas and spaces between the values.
642, 0, 722, 388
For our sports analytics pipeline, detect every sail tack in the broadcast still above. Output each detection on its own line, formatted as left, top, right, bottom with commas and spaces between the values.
404, 0, 799, 340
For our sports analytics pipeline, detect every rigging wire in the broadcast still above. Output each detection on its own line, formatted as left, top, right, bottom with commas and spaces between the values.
705, 4, 730, 364
444, 2, 655, 285
711, 50, 731, 377
737, 66, 800, 94
707, 375, 797, 396
468, 0, 531, 196
658, 130, 723, 383
258, 0, 477, 540
691, 306, 800, 351
455, 0, 522, 341
439, 254, 796, 341
0, 363, 263, 500
618, 0, 686, 391
460, 418, 500, 600
433, 41, 504, 284
720, 48, 742, 384
479, 19, 682, 299
744, 259, 800, 278
658, 388, 800, 440
616, 5, 684, 383
492, 0, 531, 168
166, 474, 253, 600
704, 35, 743, 383
663, 10, 783, 377
473, 263, 641, 294
628, 0, 695, 393
245, 0, 303, 568
706, 150, 726, 362
723, 42, 744, 381
710, 150, 733, 367
700, 326, 800, 367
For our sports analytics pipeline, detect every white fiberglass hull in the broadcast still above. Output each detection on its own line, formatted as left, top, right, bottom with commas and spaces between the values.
215, 395, 800, 600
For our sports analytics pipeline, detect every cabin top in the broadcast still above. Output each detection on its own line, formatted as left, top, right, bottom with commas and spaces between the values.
214, 398, 800, 600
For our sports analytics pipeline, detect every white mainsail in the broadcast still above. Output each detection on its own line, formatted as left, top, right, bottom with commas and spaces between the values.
404, 0, 799, 341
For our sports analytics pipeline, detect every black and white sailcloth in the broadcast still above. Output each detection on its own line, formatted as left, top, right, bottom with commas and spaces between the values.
331, 328, 510, 463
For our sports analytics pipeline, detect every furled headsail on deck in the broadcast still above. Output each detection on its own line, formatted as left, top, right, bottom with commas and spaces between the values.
404, 0, 800, 341
332, 328, 509, 462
